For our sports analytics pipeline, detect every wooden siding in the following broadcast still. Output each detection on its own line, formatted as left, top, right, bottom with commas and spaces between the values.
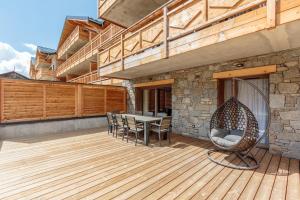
0, 79, 127, 123
0, 129, 299, 199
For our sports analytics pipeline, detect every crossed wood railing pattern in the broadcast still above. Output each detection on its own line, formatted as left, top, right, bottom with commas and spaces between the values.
98, 0, 276, 70
56, 24, 124, 77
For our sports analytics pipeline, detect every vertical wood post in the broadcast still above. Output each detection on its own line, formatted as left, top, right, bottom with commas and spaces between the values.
124, 89, 127, 113
121, 34, 125, 71
267, 0, 276, 28
203, 0, 208, 21
43, 84, 46, 119
139, 30, 143, 49
0, 80, 4, 122
163, 6, 169, 59
104, 88, 107, 114
78, 84, 83, 117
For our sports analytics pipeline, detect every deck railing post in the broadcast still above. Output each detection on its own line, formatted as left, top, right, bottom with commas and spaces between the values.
163, 6, 169, 59
121, 34, 125, 71
267, 0, 276, 28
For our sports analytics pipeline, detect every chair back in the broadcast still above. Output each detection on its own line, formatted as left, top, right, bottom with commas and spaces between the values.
160, 117, 172, 130
125, 116, 137, 130
107, 112, 114, 125
157, 112, 167, 117
115, 114, 124, 126
144, 111, 153, 116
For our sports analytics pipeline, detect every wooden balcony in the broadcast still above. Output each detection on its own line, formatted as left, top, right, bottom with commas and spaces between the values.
98, 0, 169, 27
57, 26, 90, 60
35, 54, 51, 69
56, 24, 124, 78
35, 68, 56, 81
99, 0, 300, 79
0, 129, 299, 199
69, 70, 124, 86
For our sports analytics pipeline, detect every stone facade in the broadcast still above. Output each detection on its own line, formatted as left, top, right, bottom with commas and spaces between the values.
123, 48, 300, 159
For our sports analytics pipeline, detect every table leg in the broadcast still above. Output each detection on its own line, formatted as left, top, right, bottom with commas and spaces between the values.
144, 122, 149, 146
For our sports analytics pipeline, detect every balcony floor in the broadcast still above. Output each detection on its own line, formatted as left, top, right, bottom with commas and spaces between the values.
0, 129, 299, 199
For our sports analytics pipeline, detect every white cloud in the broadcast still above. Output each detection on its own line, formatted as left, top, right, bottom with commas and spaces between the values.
0, 42, 33, 77
24, 43, 37, 52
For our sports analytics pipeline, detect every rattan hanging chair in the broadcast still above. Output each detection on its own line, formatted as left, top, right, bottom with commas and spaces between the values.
208, 78, 270, 170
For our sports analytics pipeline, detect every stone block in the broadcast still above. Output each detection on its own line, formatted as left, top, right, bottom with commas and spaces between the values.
278, 83, 299, 94
285, 61, 299, 67
270, 73, 283, 84
270, 94, 285, 108
283, 67, 300, 79
280, 111, 300, 120
290, 121, 300, 130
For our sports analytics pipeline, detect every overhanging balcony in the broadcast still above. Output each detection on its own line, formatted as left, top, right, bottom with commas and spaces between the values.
98, 0, 169, 27
57, 26, 90, 60
56, 24, 124, 78
99, 0, 300, 79
35, 55, 51, 69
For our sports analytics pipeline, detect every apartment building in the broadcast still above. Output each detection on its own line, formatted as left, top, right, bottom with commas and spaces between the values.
97, 0, 300, 159
30, 46, 57, 81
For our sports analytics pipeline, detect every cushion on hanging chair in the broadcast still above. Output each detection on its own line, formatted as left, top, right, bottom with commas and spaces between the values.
210, 128, 229, 138
211, 128, 242, 147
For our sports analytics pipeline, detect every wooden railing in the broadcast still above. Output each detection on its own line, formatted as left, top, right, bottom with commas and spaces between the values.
0, 78, 127, 123
69, 70, 100, 84
98, 0, 276, 70
36, 55, 51, 68
57, 26, 88, 59
56, 24, 124, 77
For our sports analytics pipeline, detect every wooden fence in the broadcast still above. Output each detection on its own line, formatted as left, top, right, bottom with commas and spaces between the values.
0, 79, 127, 123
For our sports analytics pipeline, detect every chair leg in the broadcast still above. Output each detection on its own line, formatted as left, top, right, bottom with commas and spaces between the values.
116, 127, 118, 138
122, 129, 125, 141
135, 132, 138, 146
127, 131, 129, 143
168, 131, 171, 144
159, 132, 161, 147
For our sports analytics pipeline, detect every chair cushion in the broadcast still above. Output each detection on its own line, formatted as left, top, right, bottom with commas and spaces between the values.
211, 136, 240, 147
211, 128, 242, 147
211, 128, 229, 138
230, 129, 244, 136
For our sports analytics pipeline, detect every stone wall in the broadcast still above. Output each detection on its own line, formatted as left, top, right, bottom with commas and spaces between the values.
124, 48, 300, 159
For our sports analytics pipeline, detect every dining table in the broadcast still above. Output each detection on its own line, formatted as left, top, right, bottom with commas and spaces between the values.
122, 114, 161, 146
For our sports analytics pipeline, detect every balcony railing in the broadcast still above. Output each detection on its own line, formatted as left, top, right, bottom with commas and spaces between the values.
68, 70, 100, 84
57, 26, 89, 59
68, 70, 124, 85
98, 0, 278, 73
36, 55, 51, 68
56, 24, 124, 77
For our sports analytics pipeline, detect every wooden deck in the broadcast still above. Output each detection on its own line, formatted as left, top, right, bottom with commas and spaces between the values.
0, 129, 299, 200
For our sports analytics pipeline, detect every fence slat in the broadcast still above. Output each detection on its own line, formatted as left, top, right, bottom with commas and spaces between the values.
0, 79, 127, 123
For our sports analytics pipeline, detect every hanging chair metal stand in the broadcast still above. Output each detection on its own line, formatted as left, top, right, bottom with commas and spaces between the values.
207, 149, 259, 170
207, 78, 270, 170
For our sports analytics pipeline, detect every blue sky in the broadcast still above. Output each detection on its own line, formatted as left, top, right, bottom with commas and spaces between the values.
0, 0, 98, 76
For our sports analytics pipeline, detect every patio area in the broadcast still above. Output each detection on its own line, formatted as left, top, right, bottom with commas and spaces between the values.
0, 128, 299, 200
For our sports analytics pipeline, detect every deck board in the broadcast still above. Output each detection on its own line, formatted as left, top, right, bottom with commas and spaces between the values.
0, 129, 299, 200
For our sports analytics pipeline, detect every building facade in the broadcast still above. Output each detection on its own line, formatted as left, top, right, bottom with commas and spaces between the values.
97, 0, 300, 159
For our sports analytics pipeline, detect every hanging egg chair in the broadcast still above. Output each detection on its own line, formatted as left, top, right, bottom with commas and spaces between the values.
208, 78, 270, 170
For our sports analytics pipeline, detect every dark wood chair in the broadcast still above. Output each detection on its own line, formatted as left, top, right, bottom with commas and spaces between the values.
150, 117, 172, 146
106, 112, 116, 136
115, 114, 127, 140
125, 116, 144, 146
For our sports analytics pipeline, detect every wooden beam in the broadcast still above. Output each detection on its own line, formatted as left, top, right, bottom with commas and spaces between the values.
213, 65, 277, 79
163, 6, 169, 59
134, 79, 175, 88
267, 0, 276, 28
